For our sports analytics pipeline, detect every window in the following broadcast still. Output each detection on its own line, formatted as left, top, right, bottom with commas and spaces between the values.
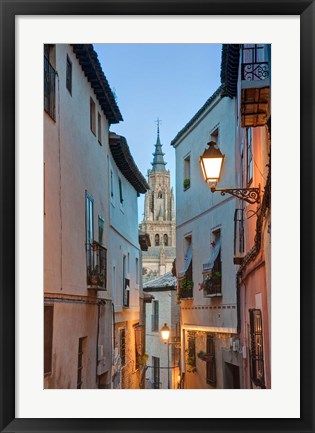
157, 191, 163, 199
90, 98, 96, 135
210, 127, 219, 146
177, 238, 193, 299
66, 55, 72, 94
151, 300, 159, 332
98, 216, 104, 245
152, 356, 160, 389
123, 255, 130, 307
249, 309, 265, 388
110, 170, 114, 198
206, 333, 216, 386
77, 337, 87, 389
86, 192, 94, 276
44, 45, 57, 120
186, 331, 196, 371
44, 305, 54, 375
119, 178, 123, 204
234, 209, 245, 263
246, 127, 253, 184
164, 234, 168, 246
150, 192, 154, 214
135, 258, 139, 284
120, 328, 126, 366
98, 112, 102, 144
183, 155, 191, 190
155, 234, 160, 246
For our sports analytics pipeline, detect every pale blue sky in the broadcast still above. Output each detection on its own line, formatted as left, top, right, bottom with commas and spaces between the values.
94, 44, 222, 222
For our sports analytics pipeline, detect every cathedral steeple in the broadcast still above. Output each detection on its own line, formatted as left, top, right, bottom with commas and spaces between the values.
151, 118, 167, 172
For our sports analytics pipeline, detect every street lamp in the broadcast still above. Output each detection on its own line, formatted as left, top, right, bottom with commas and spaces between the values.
160, 323, 181, 389
200, 141, 260, 204
161, 323, 170, 342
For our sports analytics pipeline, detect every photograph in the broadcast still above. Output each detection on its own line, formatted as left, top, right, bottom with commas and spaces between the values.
44, 43, 271, 390
1, 3, 314, 431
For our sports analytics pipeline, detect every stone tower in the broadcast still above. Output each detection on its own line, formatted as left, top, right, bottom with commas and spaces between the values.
140, 123, 176, 283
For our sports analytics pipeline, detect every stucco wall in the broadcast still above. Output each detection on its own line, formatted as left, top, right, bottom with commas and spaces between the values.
145, 290, 179, 389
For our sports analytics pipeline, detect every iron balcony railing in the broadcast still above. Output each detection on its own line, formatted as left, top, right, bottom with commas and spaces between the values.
44, 55, 57, 120
241, 45, 270, 82
86, 241, 107, 290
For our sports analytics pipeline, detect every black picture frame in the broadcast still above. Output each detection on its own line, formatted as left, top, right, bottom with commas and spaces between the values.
0, 1, 314, 432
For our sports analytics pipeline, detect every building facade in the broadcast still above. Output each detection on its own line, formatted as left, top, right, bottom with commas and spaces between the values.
221, 44, 271, 389
143, 272, 180, 389
44, 44, 149, 390
140, 127, 176, 283
171, 86, 242, 389
108, 133, 149, 389
44, 44, 122, 389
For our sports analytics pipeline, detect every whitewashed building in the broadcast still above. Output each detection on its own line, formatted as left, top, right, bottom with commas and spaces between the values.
171, 85, 243, 389
44, 44, 122, 389
143, 272, 179, 389
108, 132, 149, 389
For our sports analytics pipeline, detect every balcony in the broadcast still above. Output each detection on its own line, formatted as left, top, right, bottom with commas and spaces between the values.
86, 241, 107, 290
240, 46, 270, 128
177, 277, 193, 300
203, 272, 222, 297
44, 55, 57, 121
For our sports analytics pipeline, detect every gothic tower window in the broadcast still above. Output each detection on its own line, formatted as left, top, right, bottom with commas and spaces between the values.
155, 234, 160, 246
164, 234, 168, 246
150, 192, 154, 213
158, 191, 163, 199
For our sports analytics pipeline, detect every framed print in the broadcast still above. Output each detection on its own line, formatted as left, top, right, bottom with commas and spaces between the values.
1, 1, 314, 432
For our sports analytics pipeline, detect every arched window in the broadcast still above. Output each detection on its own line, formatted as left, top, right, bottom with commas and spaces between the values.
164, 234, 168, 246
155, 234, 160, 246
158, 191, 163, 199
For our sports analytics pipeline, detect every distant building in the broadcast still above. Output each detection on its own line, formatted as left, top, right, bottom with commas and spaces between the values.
143, 272, 180, 389
140, 125, 176, 282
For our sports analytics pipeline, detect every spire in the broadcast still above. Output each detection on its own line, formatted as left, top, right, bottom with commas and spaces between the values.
151, 118, 167, 172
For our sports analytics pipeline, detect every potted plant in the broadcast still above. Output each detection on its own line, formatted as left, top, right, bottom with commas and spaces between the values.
183, 178, 190, 190
178, 278, 193, 299
197, 350, 213, 362
185, 349, 196, 373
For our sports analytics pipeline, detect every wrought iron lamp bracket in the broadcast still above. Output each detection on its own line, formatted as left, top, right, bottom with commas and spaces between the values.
164, 340, 181, 348
211, 185, 260, 204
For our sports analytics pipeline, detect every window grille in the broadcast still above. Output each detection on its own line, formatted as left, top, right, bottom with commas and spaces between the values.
120, 329, 126, 366
44, 54, 56, 120
206, 333, 216, 386
152, 356, 160, 389
249, 309, 266, 388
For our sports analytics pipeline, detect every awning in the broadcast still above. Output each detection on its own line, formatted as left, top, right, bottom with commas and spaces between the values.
203, 239, 221, 273
177, 244, 192, 280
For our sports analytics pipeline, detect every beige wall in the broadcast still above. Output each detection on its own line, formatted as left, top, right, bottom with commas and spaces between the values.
44, 44, 113, 389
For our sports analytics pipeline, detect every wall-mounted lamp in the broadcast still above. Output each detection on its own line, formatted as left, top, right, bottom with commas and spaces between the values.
200, 141, 260, 204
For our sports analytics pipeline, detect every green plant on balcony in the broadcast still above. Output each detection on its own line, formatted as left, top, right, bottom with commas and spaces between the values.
185, 349, 197, 373
183, 178, 191, 189
204, 271, 221, 295
178, 278, 193, 299
197, 350, 213, 362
